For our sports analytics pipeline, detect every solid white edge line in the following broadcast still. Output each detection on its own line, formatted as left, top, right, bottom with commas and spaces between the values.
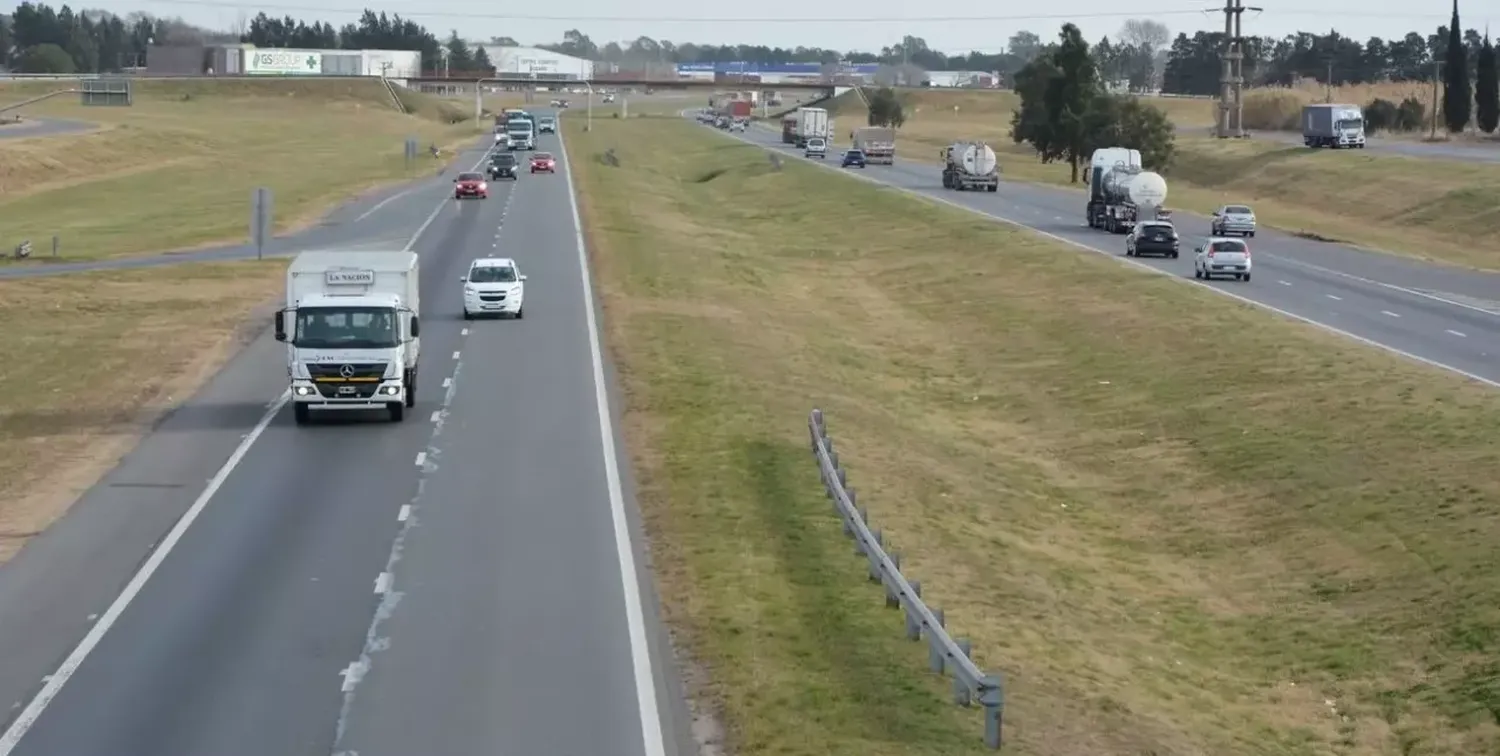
707, 112, 1500, 390
403, 149, 493, 252
354, 184, 419, 223
0, 391, 292, 754
0, 140, 495, 755
557, 123, 668, 756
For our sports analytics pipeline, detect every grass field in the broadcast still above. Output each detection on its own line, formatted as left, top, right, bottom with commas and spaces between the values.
0, 79, 479, 262
0, 261, 286, 563
567, 115, 1500, 755
828, 88, 1500, 271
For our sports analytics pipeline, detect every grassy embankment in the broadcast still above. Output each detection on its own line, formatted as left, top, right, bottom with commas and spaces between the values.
567, 115, 1500, 756
0, 78, 480, 261
826, 87, 1500, 272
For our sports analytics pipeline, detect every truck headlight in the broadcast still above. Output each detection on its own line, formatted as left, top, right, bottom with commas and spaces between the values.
294, 385, 315, 396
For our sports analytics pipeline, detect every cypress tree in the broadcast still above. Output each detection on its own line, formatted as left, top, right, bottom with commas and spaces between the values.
1444, 0, 1472, 132
1477, 32, 1499, 133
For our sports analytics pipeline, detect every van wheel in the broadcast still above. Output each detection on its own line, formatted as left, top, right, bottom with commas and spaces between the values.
516, 307, 525, 320
293, 403, 311, 425
1243, 273, 1252, 282
388, 403, 405, 422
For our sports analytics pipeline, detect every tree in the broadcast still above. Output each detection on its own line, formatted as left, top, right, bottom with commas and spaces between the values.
1118, 18, 1170, 90
1443, 0, 1472, 132
866, 87, 905, 127
15, 42, 75, 73
473, 43, 492, 72
443, 30, 473, 71
1082, 94, 1175, 169
1476, 32, 1498, 132
1009, 24, 1101, 183
1007, 30, 1043, 62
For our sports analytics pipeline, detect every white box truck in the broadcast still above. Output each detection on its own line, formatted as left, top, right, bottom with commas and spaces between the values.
793, 107, 829, 148
274, 250, 422, 424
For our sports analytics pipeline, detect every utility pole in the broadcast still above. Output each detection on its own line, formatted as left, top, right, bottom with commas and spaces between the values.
1216, 0, 1259, 137
1431, 59, 1440, 139
1325, 58, 1334, 102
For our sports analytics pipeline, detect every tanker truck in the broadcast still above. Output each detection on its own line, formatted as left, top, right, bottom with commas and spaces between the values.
1084, 147, 1168, 234
940, 141, 999, 192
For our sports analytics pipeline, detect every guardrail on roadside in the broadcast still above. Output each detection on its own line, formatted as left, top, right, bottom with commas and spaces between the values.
807, 408, 1004, 749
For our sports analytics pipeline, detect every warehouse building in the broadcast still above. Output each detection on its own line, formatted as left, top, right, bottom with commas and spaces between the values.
145, 45, 421, 81
480, 45, 593, 81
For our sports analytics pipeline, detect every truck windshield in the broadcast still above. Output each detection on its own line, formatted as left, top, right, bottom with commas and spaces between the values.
1336, 118, 1363, 129
294, 307, 400, 349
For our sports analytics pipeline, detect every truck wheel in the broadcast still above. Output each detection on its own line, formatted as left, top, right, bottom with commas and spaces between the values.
987, 184, 997, 192
293, 403, 311, 425
388, 403, 405, 422
404, 369, 417, 408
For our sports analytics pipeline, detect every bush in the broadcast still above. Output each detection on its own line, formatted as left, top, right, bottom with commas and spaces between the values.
1240, 89, 1306, 130
1364, 98, 1399, 133
1397, 96, 1426, 131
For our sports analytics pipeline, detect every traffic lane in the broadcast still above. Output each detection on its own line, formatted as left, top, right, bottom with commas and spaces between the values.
0, 335, 288, 721
1, 173, 510, 756
334, 128, 651, 756
1242, 127, 1500, 163
728, 121, 1500, 383
0, 156, 501, 719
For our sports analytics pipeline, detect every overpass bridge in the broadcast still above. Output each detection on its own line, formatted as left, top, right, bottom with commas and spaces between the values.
406, 72, 847, 93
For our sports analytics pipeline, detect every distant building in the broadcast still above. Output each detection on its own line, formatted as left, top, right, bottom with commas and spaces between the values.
481, 46, 592, 80
925, 70, 1000, 88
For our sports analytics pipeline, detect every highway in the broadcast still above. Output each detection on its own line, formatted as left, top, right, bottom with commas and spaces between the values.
722, 116, 1500, 387
0, 118, 694, 756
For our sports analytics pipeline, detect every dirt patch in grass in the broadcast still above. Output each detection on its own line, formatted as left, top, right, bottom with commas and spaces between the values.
0, 260, 286, 563
0, 79, 478, 261
568, 115, 1500, 756
827, 88, 1500, 271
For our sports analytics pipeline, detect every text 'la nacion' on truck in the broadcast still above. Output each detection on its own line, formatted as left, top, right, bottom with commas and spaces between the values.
274, 250, 421, 425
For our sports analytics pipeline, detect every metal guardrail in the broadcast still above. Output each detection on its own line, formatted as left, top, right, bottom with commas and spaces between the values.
807, 408, 1003, 748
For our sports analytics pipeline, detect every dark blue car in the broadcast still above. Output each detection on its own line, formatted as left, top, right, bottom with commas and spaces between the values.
841, 149, 867, 168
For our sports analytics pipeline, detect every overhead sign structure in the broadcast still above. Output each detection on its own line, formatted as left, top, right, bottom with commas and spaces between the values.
246, 50, 323, 75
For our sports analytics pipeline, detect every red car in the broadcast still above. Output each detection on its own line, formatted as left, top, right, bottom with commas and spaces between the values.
453, 172, 488, 199
530, 153, 556, 173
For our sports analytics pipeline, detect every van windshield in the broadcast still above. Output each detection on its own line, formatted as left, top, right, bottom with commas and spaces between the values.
294, 306, 399, 349
469, 266, 517, 283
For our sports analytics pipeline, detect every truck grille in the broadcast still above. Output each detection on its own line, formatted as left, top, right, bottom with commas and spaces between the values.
306, 362, 387, 381
315, 382, 381, 399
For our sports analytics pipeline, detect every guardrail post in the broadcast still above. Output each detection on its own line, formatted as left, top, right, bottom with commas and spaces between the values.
905, 581, 923, 639
953, 638, 973, 705
884, 552, 901, 606
929, 607, 947, 671
980, 675, 1004, 749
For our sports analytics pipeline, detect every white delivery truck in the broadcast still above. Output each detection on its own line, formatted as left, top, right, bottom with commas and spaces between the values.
793, 107, 830, 148
275, 251, 422, 425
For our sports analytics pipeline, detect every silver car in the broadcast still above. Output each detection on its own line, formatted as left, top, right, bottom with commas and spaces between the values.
1211, 204, 1257, 237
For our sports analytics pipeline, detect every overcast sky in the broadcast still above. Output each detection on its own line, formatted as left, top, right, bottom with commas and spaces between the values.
105, 0, 1494, 54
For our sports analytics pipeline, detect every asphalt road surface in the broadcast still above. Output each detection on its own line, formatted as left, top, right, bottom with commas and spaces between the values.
720, 116, 1500, 387
0, 117, 94, 140
1229, 127, 1500, 163
0, 118, 695, 756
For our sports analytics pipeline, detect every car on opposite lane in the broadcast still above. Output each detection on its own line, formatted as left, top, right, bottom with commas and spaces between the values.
1210, 204, 1258, 237
1126, 219, 1180, 258
1193, 236, 1253, 281
530, 152, 556, 173
453, 172, 488, 199
841, 148, 868, 168
461, 257, 527, 319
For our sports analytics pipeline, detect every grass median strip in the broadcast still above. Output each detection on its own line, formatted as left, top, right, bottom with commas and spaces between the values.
0, 79, 476, 262
826, 88, 1500, 272
0, 260, 286, 563
568, 116, 1500, 756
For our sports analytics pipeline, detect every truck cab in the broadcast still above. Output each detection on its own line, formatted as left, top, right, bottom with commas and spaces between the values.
275, 252, 421, 424
506, 119, 535, 150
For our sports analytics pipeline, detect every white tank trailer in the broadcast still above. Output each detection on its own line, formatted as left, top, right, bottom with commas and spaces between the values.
1085, 147, 1167, 234
941, 141, 1000, 192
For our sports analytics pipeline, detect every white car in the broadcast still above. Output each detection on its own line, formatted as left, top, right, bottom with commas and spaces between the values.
1193, 237, 1252, 281
493, 132, 510, 148
804, 137, 827, 158
461, 257, 527, 319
